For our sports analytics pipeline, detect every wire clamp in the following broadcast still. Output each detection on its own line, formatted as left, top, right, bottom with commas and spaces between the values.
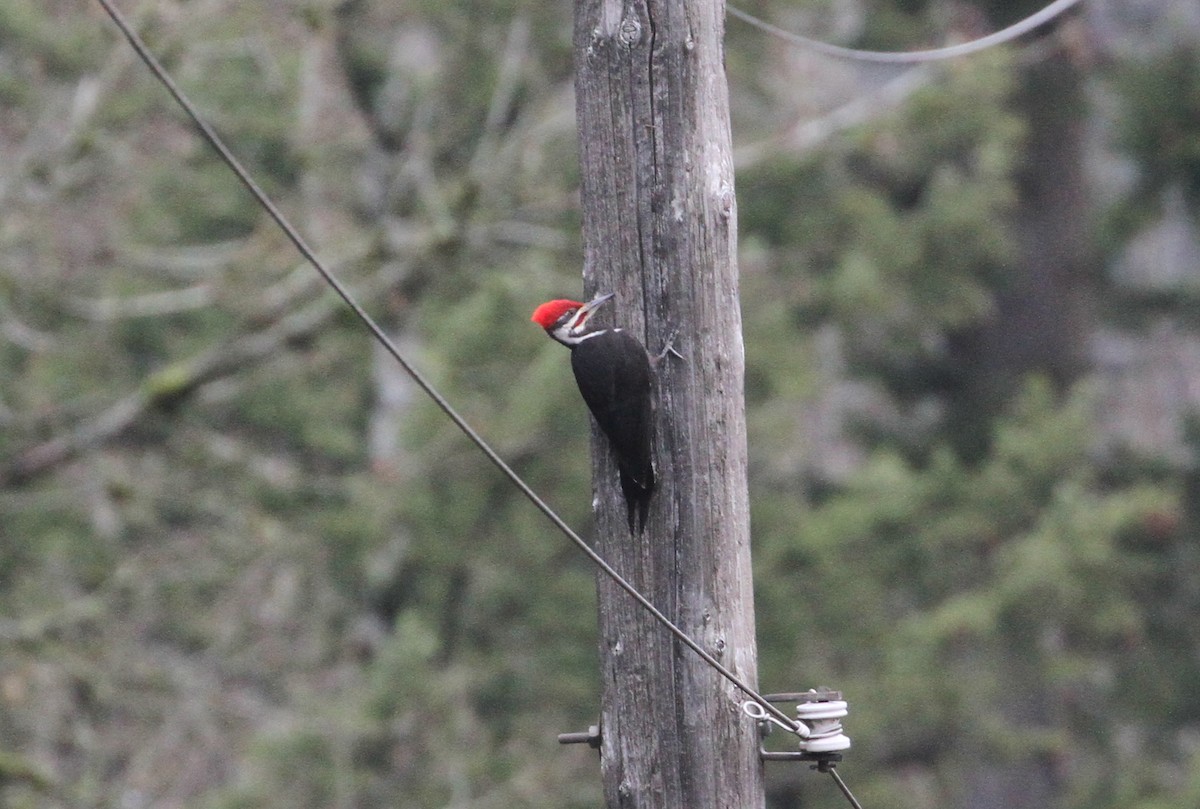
745, 689, 862, 808
743, 699, 808, 737
743, 688, 851, 765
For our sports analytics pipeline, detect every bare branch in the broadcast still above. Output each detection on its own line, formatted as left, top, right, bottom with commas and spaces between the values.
734, 65, 933, 168
468, 15, 532, 179
0, 255, 408, 486
65, 284, 216, 321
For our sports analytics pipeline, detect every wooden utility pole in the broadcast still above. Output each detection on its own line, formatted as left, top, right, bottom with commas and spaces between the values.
572, 0, 765, 805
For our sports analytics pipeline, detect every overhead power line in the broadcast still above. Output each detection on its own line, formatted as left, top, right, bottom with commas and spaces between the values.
92, 0, 800, 734
727, 0, 1086, 63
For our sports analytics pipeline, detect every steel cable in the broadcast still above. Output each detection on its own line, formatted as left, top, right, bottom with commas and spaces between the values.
94, 0, 800, 733
727, 0, 1085, 64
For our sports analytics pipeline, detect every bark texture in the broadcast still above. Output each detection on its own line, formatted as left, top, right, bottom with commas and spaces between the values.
573, 0, 765, 805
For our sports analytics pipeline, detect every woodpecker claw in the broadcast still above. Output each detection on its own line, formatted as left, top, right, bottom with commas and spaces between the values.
655, 329, 684, 364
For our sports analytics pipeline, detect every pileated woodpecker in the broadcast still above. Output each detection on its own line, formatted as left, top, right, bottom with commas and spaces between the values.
531, 292, 657, 534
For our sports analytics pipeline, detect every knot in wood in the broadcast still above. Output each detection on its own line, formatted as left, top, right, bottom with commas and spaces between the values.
718, 185, 735, 218
619, 17, 642, 45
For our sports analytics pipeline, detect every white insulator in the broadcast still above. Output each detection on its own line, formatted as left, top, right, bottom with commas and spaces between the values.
795, 699, 851, 753
795, 700, 848, 722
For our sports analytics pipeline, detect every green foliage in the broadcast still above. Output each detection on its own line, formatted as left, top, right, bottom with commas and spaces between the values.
755, 381, 1185, 807
0, 0, 105, 80
741, 54, 1021, 453
1, 2, 1197, 808
1111, 45, 1200, 215
130, 153, 264, 244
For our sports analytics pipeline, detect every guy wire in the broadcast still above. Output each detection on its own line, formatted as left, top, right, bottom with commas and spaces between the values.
93, 0, 800, 732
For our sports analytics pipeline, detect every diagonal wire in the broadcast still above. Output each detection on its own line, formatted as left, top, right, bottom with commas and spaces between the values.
93, 0, 800, 733
727, 0, 1085, 63
829, 768, 864, 809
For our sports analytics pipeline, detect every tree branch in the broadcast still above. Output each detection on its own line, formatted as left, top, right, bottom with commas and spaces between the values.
0, 253, 405, 487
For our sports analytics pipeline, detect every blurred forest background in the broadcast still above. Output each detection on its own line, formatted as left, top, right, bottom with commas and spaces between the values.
2, 0, 1200, 807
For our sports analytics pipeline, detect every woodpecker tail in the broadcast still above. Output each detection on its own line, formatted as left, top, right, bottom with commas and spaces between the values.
618, 462, 655, 535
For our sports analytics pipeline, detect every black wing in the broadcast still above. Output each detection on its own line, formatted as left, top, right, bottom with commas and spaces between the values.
571, 331, 656, 531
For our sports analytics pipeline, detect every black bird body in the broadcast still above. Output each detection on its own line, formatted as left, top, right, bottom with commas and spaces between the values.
571, 329, 655, 531
531, 294, 657, 533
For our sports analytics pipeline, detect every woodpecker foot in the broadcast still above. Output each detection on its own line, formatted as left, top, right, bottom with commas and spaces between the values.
655, 329, 684, 365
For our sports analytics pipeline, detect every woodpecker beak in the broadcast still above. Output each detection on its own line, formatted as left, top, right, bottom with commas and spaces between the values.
582, 291, 615, 311
570, 292, 615, 335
